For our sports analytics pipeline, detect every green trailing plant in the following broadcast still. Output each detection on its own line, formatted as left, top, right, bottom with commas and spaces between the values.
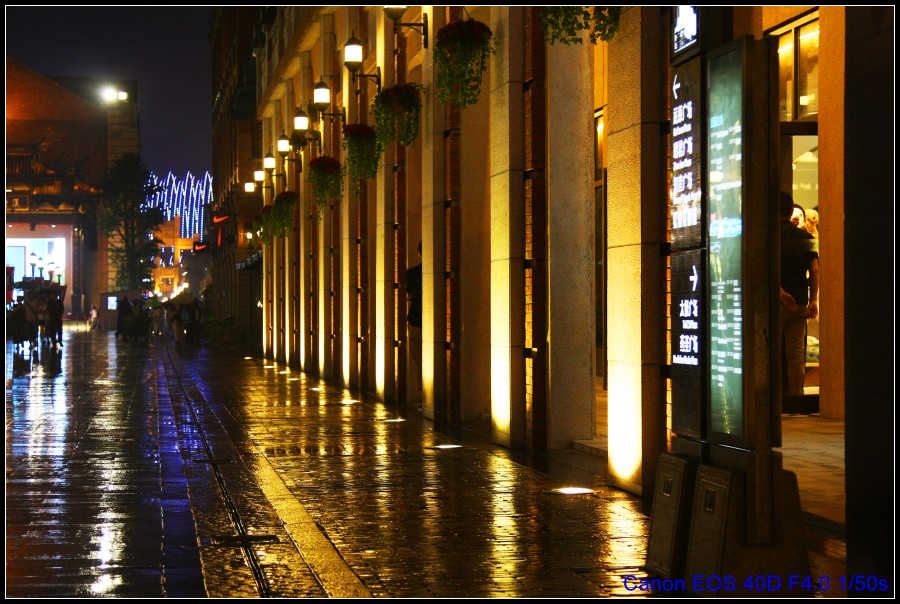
373, 82, 425, 148
308, 155, 344, 215
540, 6, 622, 45
267, 191, 298, 240
253, 191, 297, 244
255, 205, 273, 243
342, 123, 381, 182
249, 216, 263, 246
434, 18, 497, 108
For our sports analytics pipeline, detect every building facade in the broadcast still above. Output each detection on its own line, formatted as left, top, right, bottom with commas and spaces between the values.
6, 58, 140, 315
209, 6, 893, 579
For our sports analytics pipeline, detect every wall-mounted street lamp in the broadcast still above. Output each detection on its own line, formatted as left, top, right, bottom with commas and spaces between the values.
344, 32, 382, 93
384, 6, 429, 49
46, 261, 57, 283
276, 131, 293, 187
36, 256, 45, 279
292, 108, 322, 152
263, 151, 277, 176
257, 156, 275, 193
277, 131, 291, 161
29, 252, 37, 278
313, 78, 347, 124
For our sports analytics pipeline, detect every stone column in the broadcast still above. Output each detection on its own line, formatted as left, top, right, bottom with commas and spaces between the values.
489, 7, 526, 447
605, 7, 667, 495
420, 7, 446, 419
375, 12, 396, 401
545, 27, 596, 449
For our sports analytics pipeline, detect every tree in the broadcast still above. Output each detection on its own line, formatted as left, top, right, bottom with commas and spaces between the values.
97, 153, 165, 291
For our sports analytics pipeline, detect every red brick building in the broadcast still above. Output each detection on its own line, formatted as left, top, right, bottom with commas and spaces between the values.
5, 57, 139, 314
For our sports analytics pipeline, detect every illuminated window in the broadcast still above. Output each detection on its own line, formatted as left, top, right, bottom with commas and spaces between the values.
777, 17, 819, 122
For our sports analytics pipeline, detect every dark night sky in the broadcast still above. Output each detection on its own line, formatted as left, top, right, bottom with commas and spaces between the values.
6, 6, 214, 180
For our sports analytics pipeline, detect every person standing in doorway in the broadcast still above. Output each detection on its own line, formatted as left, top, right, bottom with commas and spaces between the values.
779, 192, 819, 396
405, 241, 423, 401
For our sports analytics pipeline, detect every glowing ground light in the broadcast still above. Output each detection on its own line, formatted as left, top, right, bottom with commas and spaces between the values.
382, 418, 406, 423
279, 370, 289, 374
244, 357, 253, 360
342, 399, 359, 405
289, 377, 300, 381
432, 444, 464, 450
553, 487, 594, 495
311, 387, 323, 392
264, 365, 276, 369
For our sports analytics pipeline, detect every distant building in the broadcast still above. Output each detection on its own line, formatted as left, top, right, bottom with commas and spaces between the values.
5, 57, 138, 315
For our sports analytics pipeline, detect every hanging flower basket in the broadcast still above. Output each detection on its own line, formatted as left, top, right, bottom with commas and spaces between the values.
308, 155, 344, 214
342, 123, 381, 182
269, 191, 297, 238
256, 191, 297, 244
434, 18, 496, 108
373, 82, 425, 148
255, 205, 273, 244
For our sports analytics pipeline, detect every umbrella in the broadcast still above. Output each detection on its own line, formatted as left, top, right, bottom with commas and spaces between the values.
169, 290, 195, 306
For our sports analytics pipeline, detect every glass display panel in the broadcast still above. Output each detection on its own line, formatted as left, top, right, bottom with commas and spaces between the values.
707, 44, 745, 440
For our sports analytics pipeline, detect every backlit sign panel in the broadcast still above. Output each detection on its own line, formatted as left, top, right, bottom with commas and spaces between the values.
670, 57, 703, 251
671, 249, 705, 437
673, 6, 699, 57
706, 42, 746, 443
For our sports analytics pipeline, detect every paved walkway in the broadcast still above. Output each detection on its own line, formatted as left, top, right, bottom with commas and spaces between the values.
6, 327, 846, 597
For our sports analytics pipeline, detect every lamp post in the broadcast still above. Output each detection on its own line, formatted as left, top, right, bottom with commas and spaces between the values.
36, 256, 45, 280
314, 78, 346, 124
29, 252, 37, 279
277, 132, 291, 191
263, 152, 277, 181
383, 6, 429, 48
47, 261, 56, 283
293, 107, 321, 151
344, 32, 382, 93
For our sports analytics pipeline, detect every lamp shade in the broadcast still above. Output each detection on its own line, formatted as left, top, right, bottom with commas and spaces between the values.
384, 6, 407, 22
254, 169, 266, 182
344, 33, 363, 72
314, 79, 331, 111
294, 108, 309, 132
277, 132, 291, 155
263, 152, 277, 172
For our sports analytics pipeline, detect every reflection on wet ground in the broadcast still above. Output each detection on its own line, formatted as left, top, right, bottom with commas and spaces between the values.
6, 327, 845, 597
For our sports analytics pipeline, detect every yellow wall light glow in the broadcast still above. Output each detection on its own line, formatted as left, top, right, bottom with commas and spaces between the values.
607, 379, 643, 485
490, 350, 512, 438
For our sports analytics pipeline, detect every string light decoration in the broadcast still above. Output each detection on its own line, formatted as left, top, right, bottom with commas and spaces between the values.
144, 171, 214, 239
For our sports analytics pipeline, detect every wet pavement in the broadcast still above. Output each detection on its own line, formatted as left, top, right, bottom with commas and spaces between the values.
6, 326, 846, 597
